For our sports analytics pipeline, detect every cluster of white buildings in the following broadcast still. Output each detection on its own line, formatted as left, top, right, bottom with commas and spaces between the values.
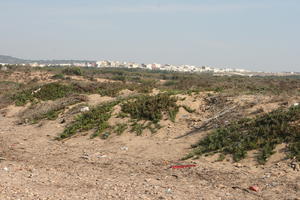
95, 60, 251, 73
28, 62, 97, 68
0, 60, 251, 74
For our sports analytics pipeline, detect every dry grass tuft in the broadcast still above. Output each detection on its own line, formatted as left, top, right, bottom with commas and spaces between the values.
18, 94, 87, 123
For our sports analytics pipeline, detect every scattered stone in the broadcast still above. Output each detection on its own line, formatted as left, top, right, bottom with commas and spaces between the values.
234, 163, 243, 168
81, 156, 89, 160
3, 167, 9, 171
270, 182, 279, 187
165, 188, 172, 194
263, 173, 271, 179
120, 146, 128, 151
181, 115, 189, 119
171, 174, 178, 179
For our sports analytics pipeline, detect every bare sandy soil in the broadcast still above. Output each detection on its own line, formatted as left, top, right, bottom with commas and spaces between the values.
0, 93, 299, 200
0, 71, 299, 199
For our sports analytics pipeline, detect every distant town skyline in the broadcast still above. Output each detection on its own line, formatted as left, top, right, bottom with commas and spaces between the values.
0, 0, 299, 72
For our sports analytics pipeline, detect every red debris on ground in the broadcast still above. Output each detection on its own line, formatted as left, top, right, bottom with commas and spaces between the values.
249, 185, 259, 192
170, 164, 197, 169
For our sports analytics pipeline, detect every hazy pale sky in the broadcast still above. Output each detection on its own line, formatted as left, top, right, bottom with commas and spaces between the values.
0, 0, 299, 72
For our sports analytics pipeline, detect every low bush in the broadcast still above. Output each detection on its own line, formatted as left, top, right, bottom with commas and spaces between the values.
114, 123, 128, 135
62, 67, 83, 76
51, 73, 65, 80
181, 105, 196, 113
58, 101, 119, 139
185, 105, 300, 164
18, 95, 87, 123
12, 82, 74, 105
121, 93, 179, 123
33, 83, 74, 101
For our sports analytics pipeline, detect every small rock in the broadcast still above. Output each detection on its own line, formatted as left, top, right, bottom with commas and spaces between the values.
3, 167, 9, 171
263, 173, 271, 179
120, 146, 128, 151
293, 103, 299, 107
234, 163, 243, 168
270, 182, 278, 187
165, 188, 172, 194
291, 161, 299, 171
217, 184, 226, 189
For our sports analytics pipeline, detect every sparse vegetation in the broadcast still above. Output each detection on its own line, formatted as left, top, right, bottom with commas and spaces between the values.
12, 82, 74, 106
181, 105, 196, 113
62, 67, 83, 76
2, 67, 300, 163
18, 95, 87, 123
130, 122, 145, 136
58, 101, 119, 139
121, 93, 179, 123
185, 105, 300, 164
51, 73, 65, 80
114, 123, 128, 135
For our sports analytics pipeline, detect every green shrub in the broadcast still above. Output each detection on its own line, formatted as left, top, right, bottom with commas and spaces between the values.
13, 89, 35, 106
51, 73, 65, 80
121, 93, 179, 123
181, 105, 196, 113
185, 105, 300, 163
136, 79, 157, 93
33, 83, 74, 101
111, 75, 126, 82
58, 101, 118, 139
12, 82, 75, 105
62, 67, 83, 76
130, 122, 145, 136
114, 123, 128, 135
289, 141, 300, 161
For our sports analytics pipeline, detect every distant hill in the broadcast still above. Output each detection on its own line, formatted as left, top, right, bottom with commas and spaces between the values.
0, 55, 27, 64
0, 55, 95, 64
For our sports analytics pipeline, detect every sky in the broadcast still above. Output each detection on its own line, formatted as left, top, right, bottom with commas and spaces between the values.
0, 0, 299, 72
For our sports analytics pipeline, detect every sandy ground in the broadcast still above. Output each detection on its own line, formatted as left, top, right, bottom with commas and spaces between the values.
0, 99, 299, 200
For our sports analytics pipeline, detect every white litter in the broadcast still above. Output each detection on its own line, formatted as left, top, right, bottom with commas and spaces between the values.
80, 106, 90, 112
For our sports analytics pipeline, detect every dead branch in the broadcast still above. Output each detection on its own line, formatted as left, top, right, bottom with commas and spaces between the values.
175, 105, 237, 139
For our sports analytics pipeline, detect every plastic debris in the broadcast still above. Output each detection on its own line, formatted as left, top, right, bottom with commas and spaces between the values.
170, 164, 196, 169
97, 155, 107, 158
80, 106, 90, 112
249, 185, 259, 192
